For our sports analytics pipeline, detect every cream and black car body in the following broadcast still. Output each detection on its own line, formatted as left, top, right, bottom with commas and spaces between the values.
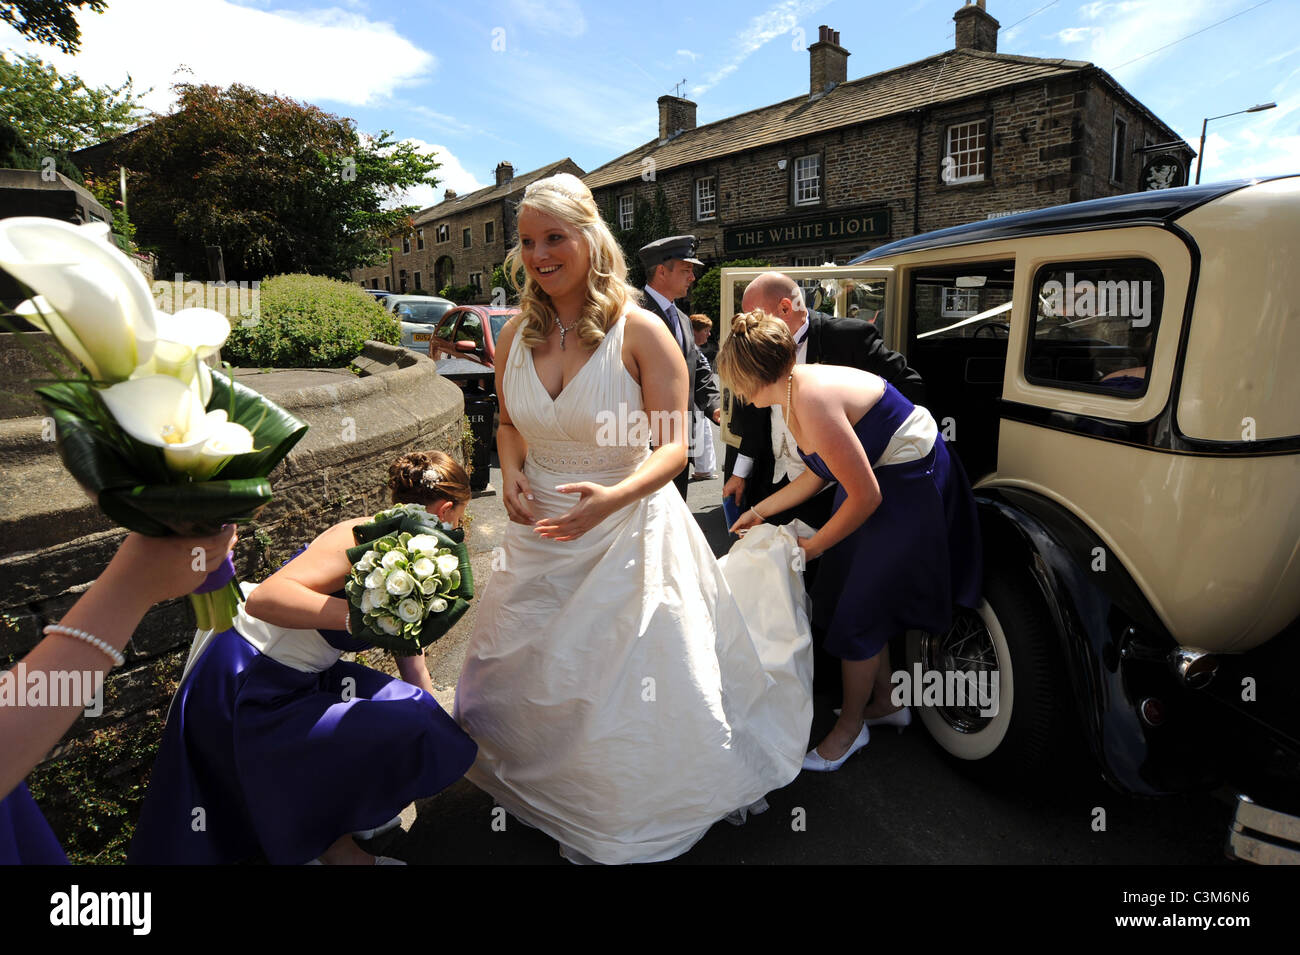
720, 176, 1300, 863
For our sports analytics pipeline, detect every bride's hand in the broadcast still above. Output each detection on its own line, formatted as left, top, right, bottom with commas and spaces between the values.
728, 508, 762, 536
503, 470, 537, 525
534, 482, 617, 542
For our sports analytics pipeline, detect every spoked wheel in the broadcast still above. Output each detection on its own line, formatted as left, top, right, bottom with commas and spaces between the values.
906, 566, 1070, 780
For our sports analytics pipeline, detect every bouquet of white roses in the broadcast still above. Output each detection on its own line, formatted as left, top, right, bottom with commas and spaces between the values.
0, 217, 308, 633
343, 504, 474, 655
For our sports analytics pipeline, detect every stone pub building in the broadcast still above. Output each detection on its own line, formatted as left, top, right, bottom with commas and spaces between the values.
352, 158, 583, 299
584, 0, 1193, 273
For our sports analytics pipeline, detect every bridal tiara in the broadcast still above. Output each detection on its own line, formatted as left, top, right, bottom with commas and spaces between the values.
524, 173, 591, 204
423, 467, 443, 487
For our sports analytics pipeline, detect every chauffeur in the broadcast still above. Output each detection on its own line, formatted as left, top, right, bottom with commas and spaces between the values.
638, 235, 721, 497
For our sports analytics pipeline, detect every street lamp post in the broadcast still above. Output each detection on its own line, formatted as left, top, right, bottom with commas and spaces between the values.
1196, 102, 1277, 184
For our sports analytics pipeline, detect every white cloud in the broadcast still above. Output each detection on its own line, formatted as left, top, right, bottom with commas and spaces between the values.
378, 139, 485, 211
1191, 91, 1300, 182
677, 49, 699, 62
1057, 27, 1098, 44
691, 0, 835, 98
1066, 0, 1225, 79
0, 0, 434, 112
507, 0, 587, 38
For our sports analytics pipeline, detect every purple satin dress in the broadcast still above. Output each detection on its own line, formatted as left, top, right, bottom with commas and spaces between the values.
0, 782, 69, 865
798, 382, 983, 660
128, 551, 477, 865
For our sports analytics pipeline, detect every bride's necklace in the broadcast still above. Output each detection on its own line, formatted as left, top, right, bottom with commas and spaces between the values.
783, 372, 794, 429
554, 314, 577, 350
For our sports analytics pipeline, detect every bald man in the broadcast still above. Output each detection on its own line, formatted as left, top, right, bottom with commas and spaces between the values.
723, 271, 925, 527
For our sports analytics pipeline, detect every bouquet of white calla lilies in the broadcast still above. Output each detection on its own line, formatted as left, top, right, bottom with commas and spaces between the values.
1, 218, 158, 383
1, 215, 308, 635
343, 505, 474, 655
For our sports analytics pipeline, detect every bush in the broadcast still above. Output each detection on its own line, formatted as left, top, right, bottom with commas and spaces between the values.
223, 273, 400, 368
690, 258, 771, 326
438, 283, 480, 305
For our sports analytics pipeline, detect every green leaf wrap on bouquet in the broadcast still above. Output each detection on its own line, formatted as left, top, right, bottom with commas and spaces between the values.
34, 370, 309, 536
342, 506, 475, 656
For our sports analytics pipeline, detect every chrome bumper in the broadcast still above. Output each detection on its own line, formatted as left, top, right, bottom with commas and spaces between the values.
1227, 794, 1300, 864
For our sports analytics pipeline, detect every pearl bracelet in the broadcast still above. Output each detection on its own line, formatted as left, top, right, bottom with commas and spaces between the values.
749, 506, 764, 523
44, 624, 126, 668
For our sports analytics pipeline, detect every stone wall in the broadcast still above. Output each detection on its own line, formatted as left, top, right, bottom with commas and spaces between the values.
0, 342, 465, 754
590, 71, 1188, 271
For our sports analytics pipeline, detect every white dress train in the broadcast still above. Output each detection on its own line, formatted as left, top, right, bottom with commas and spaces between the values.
454, 312, 812, 864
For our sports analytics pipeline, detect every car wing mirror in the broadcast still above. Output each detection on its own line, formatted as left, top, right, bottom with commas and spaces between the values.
455, 340, 479, 352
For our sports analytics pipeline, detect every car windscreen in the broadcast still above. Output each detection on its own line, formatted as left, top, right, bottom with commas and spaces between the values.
399, 303, 452, 323
490, 313, 511, 341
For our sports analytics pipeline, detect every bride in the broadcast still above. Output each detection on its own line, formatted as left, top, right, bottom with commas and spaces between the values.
453, 174, 812, 864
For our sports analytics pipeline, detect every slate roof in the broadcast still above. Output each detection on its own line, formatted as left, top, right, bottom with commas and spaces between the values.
584, 48, 1176, 191
412, 157, 584, 225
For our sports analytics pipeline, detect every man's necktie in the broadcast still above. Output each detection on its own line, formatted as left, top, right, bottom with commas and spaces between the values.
667, 303, 685, 351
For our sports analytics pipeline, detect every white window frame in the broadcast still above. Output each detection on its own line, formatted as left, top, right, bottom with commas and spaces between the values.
618, 194, 634, 230
416, 228, 425, 251
792, 254, 822, 295
945, 120, 987, 185
436, 224, 449, 243
695, 177, 716, 221
941, 287, 980, 318
793, 155, 820, 205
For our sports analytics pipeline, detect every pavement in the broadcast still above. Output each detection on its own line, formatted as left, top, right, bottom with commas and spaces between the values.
369, 421, 1235, 866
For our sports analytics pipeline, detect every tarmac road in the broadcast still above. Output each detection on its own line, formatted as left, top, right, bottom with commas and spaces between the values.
394, 422, 1235, 866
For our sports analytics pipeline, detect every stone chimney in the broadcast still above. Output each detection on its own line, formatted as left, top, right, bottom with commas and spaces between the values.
809, 25, 849, 97
954, 0, 999, 53
443, 188, 457, 201
494, 161, 513, 186
657, 95, 697, 142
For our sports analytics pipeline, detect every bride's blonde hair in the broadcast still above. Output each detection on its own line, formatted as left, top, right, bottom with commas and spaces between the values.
503, 173, 634, 350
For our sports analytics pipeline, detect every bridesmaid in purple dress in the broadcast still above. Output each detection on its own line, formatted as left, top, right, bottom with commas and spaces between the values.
128, 451, 478, 865
2, 527, 238, 864
721, 311, 981, 772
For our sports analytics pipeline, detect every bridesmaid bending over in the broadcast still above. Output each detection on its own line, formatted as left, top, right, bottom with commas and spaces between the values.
721, 311, 982, 772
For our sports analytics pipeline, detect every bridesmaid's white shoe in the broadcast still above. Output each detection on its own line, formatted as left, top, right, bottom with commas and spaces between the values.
833, 706, 912, 733
801, 723, 870, 772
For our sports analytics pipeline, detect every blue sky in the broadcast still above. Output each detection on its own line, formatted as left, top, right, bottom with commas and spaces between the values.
4, 0, 1297, 208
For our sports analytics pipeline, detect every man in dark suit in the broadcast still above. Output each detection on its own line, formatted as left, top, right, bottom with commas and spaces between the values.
723, 270, 924, 526
637, 235, 721, 497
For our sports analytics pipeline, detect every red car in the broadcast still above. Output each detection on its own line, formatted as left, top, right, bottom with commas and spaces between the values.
428, 305, 517, 390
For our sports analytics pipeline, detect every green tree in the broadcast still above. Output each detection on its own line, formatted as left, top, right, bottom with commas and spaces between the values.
117, 83, 439, 281
0, 51, 146, 152
691, 258, 772, 325
603, 186, 673, 288
0, 0, 106, 54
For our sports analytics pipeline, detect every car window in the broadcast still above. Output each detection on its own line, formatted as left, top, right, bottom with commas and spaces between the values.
490, 312, 511, 341
404, 302, 451, 323
435, 312, 460, 341
1026, 259, 1163, 397
457, 313, 485, 350
909, 263, 1016, 341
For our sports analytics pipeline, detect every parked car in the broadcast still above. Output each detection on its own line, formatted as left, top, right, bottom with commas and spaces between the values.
361, 288, 389, 299
429, 305, 518, 489
383, 295, 455, 352
719, 176, 1300, 863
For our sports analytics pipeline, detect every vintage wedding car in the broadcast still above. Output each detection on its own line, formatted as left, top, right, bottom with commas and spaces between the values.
719, 176, 1300, 863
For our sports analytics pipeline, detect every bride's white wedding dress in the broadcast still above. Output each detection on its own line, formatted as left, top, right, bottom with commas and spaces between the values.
454, 311, 812, 864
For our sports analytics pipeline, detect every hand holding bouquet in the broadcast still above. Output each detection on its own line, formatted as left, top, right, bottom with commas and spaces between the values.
344, 504, 474, 655
0, 218, 308, 633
